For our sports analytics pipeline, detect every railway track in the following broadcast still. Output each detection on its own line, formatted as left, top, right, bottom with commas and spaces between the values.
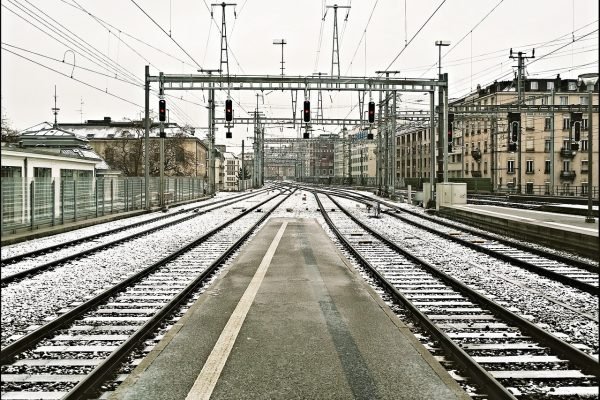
0, 190, 293, 399
311, 186, 598, 296
314, 192, 598, 399
1, 190, 268, 285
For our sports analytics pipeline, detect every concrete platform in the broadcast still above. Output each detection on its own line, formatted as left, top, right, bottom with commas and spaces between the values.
109, 218, 469, 400
437, 204, 599, 259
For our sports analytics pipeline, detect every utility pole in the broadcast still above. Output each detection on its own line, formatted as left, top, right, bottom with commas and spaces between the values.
429, 90, 435, 204
375, 71, 400, 196
241, 139, 244, 191
377, 90, 383, 194
211, 2, 236, 77
76, 98, 84, 124
52, 85, 59, 128
313, 72, 327, 123
509, 48, 535, 194
391, 91, 397, 195
325, 3, 350, 79
159, 72, 166, 210
435, 41, 451, 183
144, 66, 150, 209
199, 68, 221, 195
273, 39, 286, 79
550, 88, 555, 195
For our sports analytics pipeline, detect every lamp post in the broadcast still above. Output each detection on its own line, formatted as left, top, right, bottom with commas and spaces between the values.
578, 73, 598, 223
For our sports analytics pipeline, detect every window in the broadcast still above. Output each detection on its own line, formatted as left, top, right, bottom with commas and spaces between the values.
544, 139, 551, 152
544, 117, 552, 131
484, 162, 488, 174
547, 81, 554, 90
507, 160, 515, 173
34, 167, 51, 178
581, 160, 589, 173
526, 160, 534, 173
526, 139, 534, 151
581, 140, 588, 151
559, 96, 568, 105
562, 116, 570, 130
530, 81, 538, 90
484, 141, 488, 152
544, 160, 551, 174
568, 81, 577, 90
582, 118, 589, 130
580, 96, 589, 105
563, 160, 570, 171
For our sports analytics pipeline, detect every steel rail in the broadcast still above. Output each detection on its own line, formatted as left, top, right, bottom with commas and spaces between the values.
383, 209, 598, 295
313, 192, 517, 400
317, 186, 597, 273
0, 191, 285, 363
0, 191, 266, 285
62, 191, 293, 399
323, 192, 600, 375
1, 191, 261, 265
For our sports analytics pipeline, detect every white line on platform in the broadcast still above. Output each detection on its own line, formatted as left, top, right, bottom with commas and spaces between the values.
185, 221, 288, 400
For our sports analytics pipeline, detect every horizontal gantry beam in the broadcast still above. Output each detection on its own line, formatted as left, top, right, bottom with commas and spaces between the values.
450, 104, 599, 114
149, 74, 445, 92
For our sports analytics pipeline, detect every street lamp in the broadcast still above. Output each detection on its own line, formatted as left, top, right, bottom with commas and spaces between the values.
578, 73, 598, 223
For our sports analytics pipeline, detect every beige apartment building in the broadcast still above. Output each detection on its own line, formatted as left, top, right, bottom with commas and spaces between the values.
397, 75, 598, 195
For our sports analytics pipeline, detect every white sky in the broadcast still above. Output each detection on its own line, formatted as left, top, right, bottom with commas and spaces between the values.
1, 0, 598, 151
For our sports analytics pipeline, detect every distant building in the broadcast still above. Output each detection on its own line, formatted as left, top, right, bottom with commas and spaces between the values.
396, 74, 598, 195
35, 117, 208, 179
223, 152, 240, 191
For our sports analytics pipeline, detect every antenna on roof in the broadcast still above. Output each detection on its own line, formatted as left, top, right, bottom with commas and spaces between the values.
51, 85, 60, 128
76, 98, 84, 124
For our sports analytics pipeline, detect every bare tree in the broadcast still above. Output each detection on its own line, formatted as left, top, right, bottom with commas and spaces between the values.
1, 111, 19, 144
102, 123, 144, 176
102, 122, 196, 177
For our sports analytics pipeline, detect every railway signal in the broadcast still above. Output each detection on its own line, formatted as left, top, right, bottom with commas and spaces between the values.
303, 100, 311, 122
159, 99, 166, 122
368, 101, 375, 123
448, 113, 454, 153
225, 99, 233, 121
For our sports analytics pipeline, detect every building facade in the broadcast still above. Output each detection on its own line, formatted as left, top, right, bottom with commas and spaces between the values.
395, 75, 598, 195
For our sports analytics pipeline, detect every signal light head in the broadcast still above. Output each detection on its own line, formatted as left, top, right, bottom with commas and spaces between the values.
225, 99, 233, 122
303, 100, 311, 122
159, 99, 166, 122
368, 101, 375, 123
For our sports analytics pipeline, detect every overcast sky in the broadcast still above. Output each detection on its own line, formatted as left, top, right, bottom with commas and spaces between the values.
1, 0, 598, 150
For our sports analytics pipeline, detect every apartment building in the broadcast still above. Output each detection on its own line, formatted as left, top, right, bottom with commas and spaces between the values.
396, 75, 598, 194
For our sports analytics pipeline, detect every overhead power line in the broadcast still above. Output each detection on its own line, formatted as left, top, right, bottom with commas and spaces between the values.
2, 47, 142, 108
382, 0, 447, 73
130, 0, 204, 70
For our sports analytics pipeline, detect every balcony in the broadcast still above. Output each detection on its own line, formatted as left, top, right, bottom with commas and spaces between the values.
560, 148, 576, 158
471, 148, 482, 161
571, 142, 580, 151
560, 170, 576, 181
471, 171, 482, 177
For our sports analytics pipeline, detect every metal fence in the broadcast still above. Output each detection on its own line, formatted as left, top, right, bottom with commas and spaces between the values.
1, 176, 207, 236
